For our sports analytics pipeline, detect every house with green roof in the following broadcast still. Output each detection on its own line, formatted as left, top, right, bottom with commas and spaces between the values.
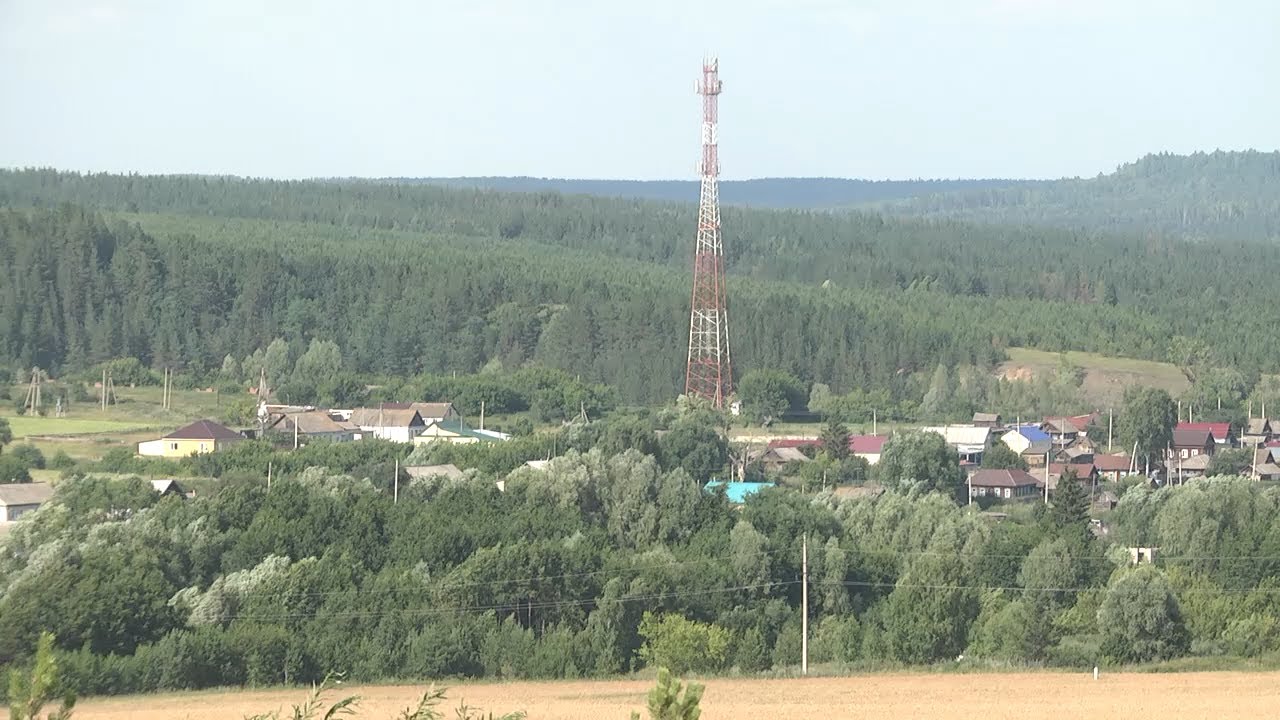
413, 419, 505, 446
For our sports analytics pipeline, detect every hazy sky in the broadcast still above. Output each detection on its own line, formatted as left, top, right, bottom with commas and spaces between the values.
1, 0, 1275, 180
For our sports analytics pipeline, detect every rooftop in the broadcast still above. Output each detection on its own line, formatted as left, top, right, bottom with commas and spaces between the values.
849, 435, 889, 454
0, 482, 54, 507
969, 469, 1041, 488
704, 481, 775, 504
165, 419, 244, 441
1177, 422, 1232, 441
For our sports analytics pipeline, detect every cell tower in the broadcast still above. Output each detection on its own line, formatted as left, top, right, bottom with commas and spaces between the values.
684, 57, 733, 408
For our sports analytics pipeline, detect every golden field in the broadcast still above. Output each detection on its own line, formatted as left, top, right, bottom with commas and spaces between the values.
69, 671, 1280, 720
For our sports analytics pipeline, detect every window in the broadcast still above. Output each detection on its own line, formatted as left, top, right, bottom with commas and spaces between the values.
1004, 488, 1011, 499
170, 442, 179, 451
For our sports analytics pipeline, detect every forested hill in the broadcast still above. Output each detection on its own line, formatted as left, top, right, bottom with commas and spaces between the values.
872, 150, 1280, 242
6, 169, 1280, 407
391, 177, 1020, 209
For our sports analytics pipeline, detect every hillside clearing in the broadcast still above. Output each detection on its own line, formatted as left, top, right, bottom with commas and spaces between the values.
68, 672, 1280, 720
999, 347, 1190, 408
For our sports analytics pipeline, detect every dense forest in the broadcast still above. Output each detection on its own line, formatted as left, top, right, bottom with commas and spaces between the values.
397, 177, 1018, 210
4, 166, 1280, 409
2, 420, 1279, 698
874, 151, 1280, 242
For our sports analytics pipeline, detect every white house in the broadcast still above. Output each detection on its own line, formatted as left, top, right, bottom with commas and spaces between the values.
1000, 425, 1053, 467
348, 407, 425, 443
0, 482, 54, 523
921, 425, 993, 464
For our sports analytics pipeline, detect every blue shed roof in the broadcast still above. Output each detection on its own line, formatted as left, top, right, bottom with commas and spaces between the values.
704, 481, 776, 504
1016, 425, 1051, 442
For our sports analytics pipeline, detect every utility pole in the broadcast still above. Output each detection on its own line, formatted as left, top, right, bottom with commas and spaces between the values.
293, 417, 299, 450
1044, 451, 1050, 504
872, 409, 877, 436
101, 369, 108, 412
801, 534, 809, 676
479, 400, 485, 431
394, 458, 400, 504
1107, 408, 1113, 453
23, 367, 42, 416
267, 461, 273, 491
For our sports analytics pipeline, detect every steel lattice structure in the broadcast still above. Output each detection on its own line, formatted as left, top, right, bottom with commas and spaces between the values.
684, 58, 732, 408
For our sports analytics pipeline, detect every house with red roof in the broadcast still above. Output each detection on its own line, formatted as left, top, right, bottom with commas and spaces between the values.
1176, 422, 1235, 448
849, 435, 889, 465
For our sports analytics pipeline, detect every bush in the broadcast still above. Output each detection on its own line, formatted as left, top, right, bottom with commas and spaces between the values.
0, 454, 32, 482
9, 444, 46, 470
1046, 634, 1102, 668
48, 451, 76, 471
638, 612, 730, 675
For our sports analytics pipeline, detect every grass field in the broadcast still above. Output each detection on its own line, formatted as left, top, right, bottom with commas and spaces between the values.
3, 382, 235, 462
67, 672, 1280, 720
3, 415, 158, 438
1000, 347, 1191, 408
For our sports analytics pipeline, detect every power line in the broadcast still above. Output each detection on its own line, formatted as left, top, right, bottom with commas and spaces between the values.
226, 580, 799, 623
224, 543, 1280, 602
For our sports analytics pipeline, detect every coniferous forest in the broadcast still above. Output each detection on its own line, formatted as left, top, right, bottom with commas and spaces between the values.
5, 157, 1280, 408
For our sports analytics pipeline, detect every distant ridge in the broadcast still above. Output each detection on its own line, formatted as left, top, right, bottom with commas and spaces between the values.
385, 176, 1022, 210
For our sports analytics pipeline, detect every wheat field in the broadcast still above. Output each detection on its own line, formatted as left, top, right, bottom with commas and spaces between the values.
69, 672, 1280, 720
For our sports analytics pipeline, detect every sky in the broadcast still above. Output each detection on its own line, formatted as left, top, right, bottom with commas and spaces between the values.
1, 0, 1276, 181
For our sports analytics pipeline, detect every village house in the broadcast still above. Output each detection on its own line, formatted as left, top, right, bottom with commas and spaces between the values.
759, 446, 811, 474
968, 468, 1041, 501
1170, 427, 1216, 460
349, 407, 425, 443
1047, 462, 1099, 493
267, 410, 357, 444
1000, 425, 1052, 468
1242, 418, 1273, 447
922, 425, 992, 464
971, 412, 1002, 428
849, 435, 888, 465
138, 420, 245, 458
1173, 453, 1212, 482
380, 402, 461, 425
1042, 414, 1098, 449
413, 418, 503, 445
149, 479, 188, 497
1177, 421, 1235, 448
0, 482, 54, 523
1093, 453, 1134, 483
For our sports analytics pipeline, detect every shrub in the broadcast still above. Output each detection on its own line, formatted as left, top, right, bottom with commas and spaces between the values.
638, 613, 730, 675
0, 454, 32, 483
48, 451, 76, 470
9, 444, 46, 470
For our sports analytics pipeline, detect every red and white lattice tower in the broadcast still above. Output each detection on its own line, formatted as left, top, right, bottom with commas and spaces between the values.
684, 57, 733, 408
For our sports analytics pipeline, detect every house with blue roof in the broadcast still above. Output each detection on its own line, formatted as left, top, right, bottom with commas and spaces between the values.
704, 480, 775, 505
1000, 424, 1052, 468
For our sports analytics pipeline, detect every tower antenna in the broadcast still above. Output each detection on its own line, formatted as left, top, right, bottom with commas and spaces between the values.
684, 57, 733, 408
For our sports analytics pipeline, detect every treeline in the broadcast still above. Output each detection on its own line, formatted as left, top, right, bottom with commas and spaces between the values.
404, 176, 1018, 210
876, 150, 1280, 242
3, 437, 1279, 698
